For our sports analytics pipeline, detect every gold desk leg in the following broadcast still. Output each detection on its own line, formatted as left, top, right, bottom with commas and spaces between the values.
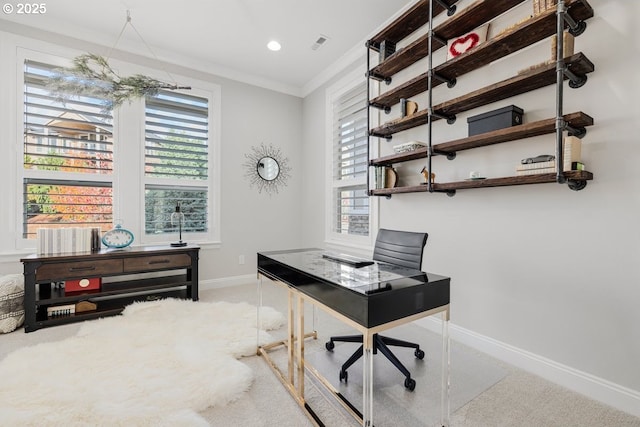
296, 292, 305, 399
256, 275, 319, 426
288, 288, 295, 386
362, 331, 374, 427
256, 274, 262, 354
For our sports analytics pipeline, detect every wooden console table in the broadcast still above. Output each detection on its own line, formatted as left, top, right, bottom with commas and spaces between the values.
21, 245, 199, 332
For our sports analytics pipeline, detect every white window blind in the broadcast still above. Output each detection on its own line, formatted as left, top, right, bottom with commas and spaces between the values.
24, 61, 114, 174
144, 90, 209, 235
22, 60, 114, 239
332, 81, 369, 237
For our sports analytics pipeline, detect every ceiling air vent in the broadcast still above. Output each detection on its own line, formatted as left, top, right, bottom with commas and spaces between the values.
311, 35, 329, 51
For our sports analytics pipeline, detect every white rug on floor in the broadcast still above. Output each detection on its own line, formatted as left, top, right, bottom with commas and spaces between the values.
0, 299, 285, 427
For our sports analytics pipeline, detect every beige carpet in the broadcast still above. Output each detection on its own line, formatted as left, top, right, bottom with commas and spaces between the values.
205, 283, 640, 427
2, 282, 639, 426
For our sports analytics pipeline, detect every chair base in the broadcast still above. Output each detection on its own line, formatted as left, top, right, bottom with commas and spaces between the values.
325, 333, 425, 391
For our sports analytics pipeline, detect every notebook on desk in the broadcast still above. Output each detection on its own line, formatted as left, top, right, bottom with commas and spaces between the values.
322, 252, 374, 268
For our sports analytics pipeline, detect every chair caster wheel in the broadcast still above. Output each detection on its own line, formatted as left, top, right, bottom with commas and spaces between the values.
339, 369, 348, 383
325, 341, 335, 351
404, 377, 416, 391
415, 349, 425, 359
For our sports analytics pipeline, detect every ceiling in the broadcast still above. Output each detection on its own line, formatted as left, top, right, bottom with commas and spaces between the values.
0, 0, 414, 96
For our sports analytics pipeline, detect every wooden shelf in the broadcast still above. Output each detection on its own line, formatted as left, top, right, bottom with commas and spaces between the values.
370, 0, 594, 108
370, 53, 594, 138
36, 274, 191, 305
435, 112, 593, 153
370, 111, 593, 166
366, 0, 595, 195
370, 171, 593, 196
34, 289, 188, 325
370, 0, 524, 80
369, 0, 461, 49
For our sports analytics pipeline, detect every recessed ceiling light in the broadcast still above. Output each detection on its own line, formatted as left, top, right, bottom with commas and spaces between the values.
267, 40, 281, 51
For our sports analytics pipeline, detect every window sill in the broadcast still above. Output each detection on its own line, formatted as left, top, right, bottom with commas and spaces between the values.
0, 240, 222, 265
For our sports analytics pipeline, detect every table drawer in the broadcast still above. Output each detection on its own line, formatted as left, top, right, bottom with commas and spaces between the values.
123, 254, 192, 273
36, 259, 123, 281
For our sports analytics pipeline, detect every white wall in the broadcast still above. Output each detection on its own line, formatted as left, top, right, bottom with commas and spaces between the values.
301, 0, 640, 416
1, 0, 638, 417
0, 24, 304, 280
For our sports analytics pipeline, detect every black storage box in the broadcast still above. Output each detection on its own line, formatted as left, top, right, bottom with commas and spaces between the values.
467, 105, 524, 136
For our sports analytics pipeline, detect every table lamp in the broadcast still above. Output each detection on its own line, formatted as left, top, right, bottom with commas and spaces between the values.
170, 202, 187, 247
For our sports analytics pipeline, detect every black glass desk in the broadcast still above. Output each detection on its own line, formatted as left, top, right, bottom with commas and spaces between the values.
257, 248, 451, 427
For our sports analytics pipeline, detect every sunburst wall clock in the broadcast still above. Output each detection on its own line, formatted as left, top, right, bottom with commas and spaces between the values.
243, 143, 291, 196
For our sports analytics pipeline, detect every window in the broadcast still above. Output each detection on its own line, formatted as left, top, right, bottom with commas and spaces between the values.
332, 82, 369, 237
17, 50, 219, 250
326, 71, 376, 247
144, 90, 210, 236
22, 60, 113, 239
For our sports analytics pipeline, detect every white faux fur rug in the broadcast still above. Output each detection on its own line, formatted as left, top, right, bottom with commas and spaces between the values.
0, 298, 285, 426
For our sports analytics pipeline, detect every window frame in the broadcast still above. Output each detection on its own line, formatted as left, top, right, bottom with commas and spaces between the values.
141, 86, 220, 245
21, 58, 116, 240
324, 67, 378, 250
14, 46, 221, 251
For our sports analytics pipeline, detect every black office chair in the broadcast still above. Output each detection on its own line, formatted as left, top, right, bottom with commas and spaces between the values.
325, 229, 428, 391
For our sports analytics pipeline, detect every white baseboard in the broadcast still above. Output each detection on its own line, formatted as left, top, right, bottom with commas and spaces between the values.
416, 317, 640, 418
199, 274, 257, 290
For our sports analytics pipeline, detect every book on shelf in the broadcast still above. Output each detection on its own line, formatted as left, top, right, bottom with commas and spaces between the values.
516, 167, 556, 176
516, 135, 583, 175
551, 31, 575, 60
371, 166, 398, 189
47, 304, 76, 317
564, 135, 582, 170
37, 227, 101, 255
533, 0, 557, 16
392, 140, 427, 154
517, 160, 556, 171
516, 162, 584, 176
375, 166, 386, 189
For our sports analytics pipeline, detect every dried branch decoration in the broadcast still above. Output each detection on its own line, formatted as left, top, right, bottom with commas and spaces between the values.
47, 53, 190, 112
